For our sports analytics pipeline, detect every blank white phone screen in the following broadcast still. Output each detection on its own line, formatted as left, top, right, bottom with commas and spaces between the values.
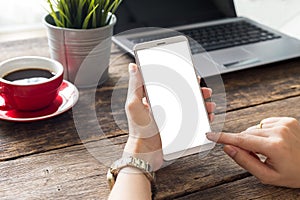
136, 41, 211, 157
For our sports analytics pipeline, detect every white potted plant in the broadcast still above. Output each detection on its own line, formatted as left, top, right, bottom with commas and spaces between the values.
44, 0, 122, 88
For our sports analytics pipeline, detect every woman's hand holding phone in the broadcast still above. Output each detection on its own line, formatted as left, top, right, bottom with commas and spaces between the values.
124, 63, 215, 170
124, 63, 163, 171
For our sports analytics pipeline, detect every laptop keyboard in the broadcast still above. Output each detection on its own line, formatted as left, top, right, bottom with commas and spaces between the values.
129, 21, 281, 54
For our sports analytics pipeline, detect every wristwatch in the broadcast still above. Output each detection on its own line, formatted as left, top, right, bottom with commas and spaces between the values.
107, 156, 155, 190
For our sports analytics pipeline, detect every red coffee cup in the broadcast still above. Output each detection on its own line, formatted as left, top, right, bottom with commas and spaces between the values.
0, 56, 64, 111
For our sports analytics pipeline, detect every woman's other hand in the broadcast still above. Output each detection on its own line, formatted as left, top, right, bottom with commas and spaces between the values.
207, 117, 300, 188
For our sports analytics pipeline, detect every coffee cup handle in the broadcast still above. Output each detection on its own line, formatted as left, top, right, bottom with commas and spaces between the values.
0, 86, 13, 110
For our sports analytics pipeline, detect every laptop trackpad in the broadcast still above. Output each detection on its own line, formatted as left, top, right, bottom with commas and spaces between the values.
212, 48, 260, 68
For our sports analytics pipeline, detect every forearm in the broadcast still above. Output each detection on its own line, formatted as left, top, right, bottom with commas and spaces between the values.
108, 167, 151, 200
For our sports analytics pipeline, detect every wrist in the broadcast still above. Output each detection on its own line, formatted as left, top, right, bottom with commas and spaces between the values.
107, 156, 155, 192
123, 135, 163, 171
119, 166, 151, 185
117, 164, 157, 199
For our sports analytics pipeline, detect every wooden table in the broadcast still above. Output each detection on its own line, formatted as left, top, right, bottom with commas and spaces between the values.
1, 37, 300, 199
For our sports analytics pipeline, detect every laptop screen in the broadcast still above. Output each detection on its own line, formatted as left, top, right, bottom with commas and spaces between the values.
114, 0, 236, 33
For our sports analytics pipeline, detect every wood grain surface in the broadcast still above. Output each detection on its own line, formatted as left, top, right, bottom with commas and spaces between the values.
0, 38, 300, 199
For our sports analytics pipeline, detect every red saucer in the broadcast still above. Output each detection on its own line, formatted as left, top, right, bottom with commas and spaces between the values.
0, 80, 79, 122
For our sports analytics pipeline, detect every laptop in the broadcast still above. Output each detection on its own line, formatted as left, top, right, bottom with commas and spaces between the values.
112, 0, 300, 77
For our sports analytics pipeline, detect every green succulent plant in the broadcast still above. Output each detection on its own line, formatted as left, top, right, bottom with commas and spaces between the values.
46, 0, 122, 29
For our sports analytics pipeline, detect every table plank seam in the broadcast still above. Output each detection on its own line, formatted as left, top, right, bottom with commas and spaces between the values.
0, 143, 86, 162
0, 132, 129, 163
225, 93, 300, 114
169, 172, 252, 200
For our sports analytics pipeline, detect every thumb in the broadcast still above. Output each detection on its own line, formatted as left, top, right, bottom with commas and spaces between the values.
127, 63, 144, 100
126, 63, 153, 127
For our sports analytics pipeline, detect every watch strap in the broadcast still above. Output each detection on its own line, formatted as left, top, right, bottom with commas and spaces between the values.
107, 156, 155, 190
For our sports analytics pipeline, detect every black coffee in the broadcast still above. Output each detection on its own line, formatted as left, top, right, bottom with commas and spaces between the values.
3, 68, 55, 84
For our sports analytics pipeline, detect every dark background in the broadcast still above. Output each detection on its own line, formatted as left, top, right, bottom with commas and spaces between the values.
114, 0, 236, 33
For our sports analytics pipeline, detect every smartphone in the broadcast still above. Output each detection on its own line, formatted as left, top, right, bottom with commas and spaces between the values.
134, 36, 213, 161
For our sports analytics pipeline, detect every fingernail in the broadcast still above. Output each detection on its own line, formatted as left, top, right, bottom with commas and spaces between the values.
129, 63, 137, 74
224, 145, 237, 158
206, 132, 219, 141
